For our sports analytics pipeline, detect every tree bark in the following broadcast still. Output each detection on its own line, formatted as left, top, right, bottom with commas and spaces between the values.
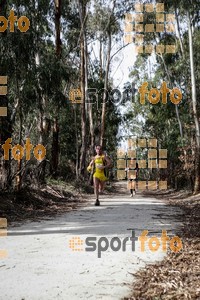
55, 0, 62, 57
78, 0, 87, 177
0, 96, 12, 190
35, 52, 48, 184
158, 53, 183, 141
50, 0, 62, 177
0, 0, 12, 190
100, 31, 111, 148
85, 30, 94, 156
73, 105, 79, 179
100, 38, 103, 81
16, 75, 23, 191
50, 118, 59, 177
175, 5, 184, 57
187, 10, 200, 193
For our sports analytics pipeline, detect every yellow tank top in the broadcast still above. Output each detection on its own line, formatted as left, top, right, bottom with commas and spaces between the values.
94, 155, 105, 173
93, 155, 108, 181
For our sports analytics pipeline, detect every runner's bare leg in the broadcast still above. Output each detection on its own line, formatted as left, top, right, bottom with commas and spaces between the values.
94, 177, 100, 200
99, 181, 105, 193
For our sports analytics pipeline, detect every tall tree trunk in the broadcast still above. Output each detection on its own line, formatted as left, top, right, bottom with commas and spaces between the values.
73, 106, 79, 179
16, 75, 22, 191
0, 0, 12, 190
35, 53, 48, 184
175, 105, 183, 141
159, 53, 183, 141
50, 0, 62, 177
187, 10, 200, 193
100, 31, 111, 148
78, 0, 87, 177
85, 25, 94, 156
99, 38, 103, 81
55, 0, 62, 58
0, 96, 12, 190
38, 96, 48, 184
50, 118, 59, 177
175, 5, 184, 57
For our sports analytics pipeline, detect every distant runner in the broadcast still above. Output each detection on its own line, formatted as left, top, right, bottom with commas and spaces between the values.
127, 162, 139, 197
87, 145, 111, 206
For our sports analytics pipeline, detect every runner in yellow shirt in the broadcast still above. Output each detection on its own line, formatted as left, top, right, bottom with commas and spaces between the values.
87, 145, 111, 206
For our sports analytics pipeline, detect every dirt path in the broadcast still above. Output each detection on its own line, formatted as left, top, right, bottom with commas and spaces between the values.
0, 182, 183, 299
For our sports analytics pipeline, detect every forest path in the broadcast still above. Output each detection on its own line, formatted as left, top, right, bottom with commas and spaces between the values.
0, 182, 183, 300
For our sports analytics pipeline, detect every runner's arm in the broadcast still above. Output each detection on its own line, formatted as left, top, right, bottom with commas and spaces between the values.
87, 157, 95, 172
103, 156, 111, 168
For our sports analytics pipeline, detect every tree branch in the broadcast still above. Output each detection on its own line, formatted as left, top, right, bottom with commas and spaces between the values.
110, 43, 130, 62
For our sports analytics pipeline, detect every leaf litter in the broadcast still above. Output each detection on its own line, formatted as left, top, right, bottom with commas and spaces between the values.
124, 190, 200, 300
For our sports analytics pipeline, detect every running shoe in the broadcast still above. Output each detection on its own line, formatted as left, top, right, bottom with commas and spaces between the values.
95, 199, 100, 206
